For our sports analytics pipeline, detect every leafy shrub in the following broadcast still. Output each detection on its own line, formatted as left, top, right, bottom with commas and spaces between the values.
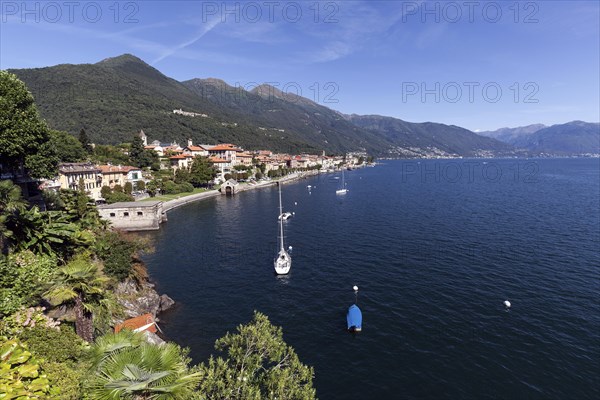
0, 307, 60, 337
179, 182, 194, 193
124, 182, 133, 195
19, 325, 86, 364
0, 251, 57, 317
163, 180, 179, 194
100, 186, 112, 199
134, 180, 146, 191
105, 191, 134, 204
94, 230, 141, 280
44, 360, 87, 400
0, 337, 59, 398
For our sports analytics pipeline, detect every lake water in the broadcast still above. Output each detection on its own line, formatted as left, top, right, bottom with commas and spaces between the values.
142, 158, 600, 399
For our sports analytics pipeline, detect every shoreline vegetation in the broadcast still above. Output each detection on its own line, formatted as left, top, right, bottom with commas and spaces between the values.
1, 71, 318, 398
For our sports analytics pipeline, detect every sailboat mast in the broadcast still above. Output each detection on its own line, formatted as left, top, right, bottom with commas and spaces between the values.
279, 184, 285, 250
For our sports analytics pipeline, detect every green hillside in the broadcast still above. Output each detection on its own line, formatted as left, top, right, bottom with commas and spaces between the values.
8, 54, 515, 157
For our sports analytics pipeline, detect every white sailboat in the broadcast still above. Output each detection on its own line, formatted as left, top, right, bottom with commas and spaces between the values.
336, 169, 348, 195
274, 184, 291, 275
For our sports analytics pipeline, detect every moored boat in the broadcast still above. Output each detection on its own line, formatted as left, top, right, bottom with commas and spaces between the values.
347, 304, 362, 332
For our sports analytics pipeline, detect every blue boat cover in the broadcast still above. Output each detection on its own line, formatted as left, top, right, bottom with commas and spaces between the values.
347, 304, 362, 331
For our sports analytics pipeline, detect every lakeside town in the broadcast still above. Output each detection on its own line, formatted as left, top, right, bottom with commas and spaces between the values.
39, 129, 369, 203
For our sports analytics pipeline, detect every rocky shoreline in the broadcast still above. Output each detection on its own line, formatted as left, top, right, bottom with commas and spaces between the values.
113, 278, 175, 344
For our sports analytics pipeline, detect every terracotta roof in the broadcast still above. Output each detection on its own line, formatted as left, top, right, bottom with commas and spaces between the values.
237, 152, 253, 158
170, 154, 186, 159
114, 313, 157, 333
186, 145, 206, 151
210, 144, 242, 152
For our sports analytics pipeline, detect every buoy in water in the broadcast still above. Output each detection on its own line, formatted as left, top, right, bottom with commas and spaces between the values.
294, 202, 297, 205
292, 212, 295, 215
504, 300, 511, 308
353, 285, 359, 292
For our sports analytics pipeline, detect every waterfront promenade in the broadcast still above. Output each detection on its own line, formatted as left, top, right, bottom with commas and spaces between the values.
161, 171, 319, 213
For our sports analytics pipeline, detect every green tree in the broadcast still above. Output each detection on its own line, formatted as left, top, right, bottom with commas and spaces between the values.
87, 330, 201, 399
130, 136, 160, 170
124, 182, 133, 195
78, 128, 93, 154
146, 180, 161, 197
129, 135, 145, 168
189, 156, 217, 187
101, 186, 112, 200
42, 189, 64, 211
113, 184, 123, 193
49, 130, 87, 162
0, 71, 58, 179
175, 168, 191, 184
196, 311, 316, 400
0, 180, 27, 253
135, 180, 146, 192
94, 230, 142, 280
59, 188, 104, 230
93, 144, 130, 165
44, 254, 109, 342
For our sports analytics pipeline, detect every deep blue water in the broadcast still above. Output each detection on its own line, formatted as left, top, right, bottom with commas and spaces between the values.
142, 158, 600, 399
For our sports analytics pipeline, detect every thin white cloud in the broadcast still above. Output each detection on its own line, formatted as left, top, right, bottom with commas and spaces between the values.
295, 1, 407, 64
151, 17, 221, 64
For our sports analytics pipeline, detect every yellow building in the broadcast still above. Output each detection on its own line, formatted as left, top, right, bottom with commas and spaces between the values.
58, 163, 102, 200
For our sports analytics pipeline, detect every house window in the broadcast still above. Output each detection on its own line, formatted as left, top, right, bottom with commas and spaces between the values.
109, 213, 115, 217
123, 212, 129, 217
137, 211, 143, 216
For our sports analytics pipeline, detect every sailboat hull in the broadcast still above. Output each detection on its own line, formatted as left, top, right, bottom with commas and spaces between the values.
274, 249, 291, 275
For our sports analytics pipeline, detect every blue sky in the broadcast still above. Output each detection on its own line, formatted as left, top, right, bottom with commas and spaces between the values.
1, 0, 599, 131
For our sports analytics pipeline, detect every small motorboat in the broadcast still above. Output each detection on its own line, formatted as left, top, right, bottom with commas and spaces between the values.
347, 304, 362, 332
278, 212, 292, 220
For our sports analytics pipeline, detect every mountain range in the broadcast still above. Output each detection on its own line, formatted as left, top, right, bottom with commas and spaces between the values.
8, 54, 598, 157
480, 122, 600, 155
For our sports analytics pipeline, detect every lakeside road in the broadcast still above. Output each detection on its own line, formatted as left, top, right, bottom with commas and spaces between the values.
160, 170, 321, 214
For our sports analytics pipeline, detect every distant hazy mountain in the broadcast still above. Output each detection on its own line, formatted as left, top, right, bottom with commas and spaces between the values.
514, 121, 600, 155
479, 124, 547, 142
346, 114, 515, 157
480, 122, 599, 155
9, 53, 515, 157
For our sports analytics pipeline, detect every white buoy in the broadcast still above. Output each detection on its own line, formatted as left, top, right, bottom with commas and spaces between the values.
504, 300, 511, 308
292, 212, 295, 215
288, 246, 293, 251
353, 285, 359, 292
294, 202, 297, 205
